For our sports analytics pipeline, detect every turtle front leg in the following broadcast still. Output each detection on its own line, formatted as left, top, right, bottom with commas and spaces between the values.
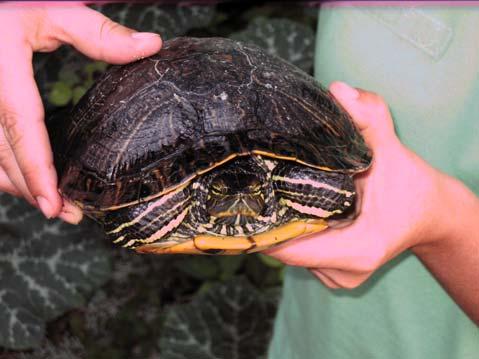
272, 163, 356, 219
103, 184, 191, 248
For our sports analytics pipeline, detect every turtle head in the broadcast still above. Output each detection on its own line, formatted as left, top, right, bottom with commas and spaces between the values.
206, 158, 266, 218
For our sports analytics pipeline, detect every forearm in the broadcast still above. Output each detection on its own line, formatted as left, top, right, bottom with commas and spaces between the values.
412, 174, 479, 325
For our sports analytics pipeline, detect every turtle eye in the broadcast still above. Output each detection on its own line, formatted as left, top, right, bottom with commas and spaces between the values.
139, 183, 152, 198
248, 182, 262, 195
210, 181, 227, 196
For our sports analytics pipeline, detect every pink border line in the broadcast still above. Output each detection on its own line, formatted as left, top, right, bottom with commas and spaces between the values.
321, 1, 479, 7
5, 1, 479, 8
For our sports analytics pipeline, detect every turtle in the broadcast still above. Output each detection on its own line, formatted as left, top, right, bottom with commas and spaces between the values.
49, 37, 372, 255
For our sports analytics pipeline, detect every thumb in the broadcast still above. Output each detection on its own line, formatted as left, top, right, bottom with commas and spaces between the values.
48, 5, 162, 64
329, 81, 397, 148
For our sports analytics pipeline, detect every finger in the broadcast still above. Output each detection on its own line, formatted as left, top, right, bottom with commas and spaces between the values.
329, 81, 397, 148
265, 222, 385, 272
58, 199, 83, 225
315, 268, 371, 289
0, 43, 62, 217
0, 167, 21, 197
47, 6, 162, 64
0, 134, 27, 198
0, 126, 38, 204
309, 269, 341, 289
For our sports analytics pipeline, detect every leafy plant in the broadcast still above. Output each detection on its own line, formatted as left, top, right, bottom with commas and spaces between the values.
47, 61, 107, 106
159, 277, 279, 359
16, 336, 85, 359
230, 16, 315, 73
95, 2, 216, 40
0, 194, 111, 349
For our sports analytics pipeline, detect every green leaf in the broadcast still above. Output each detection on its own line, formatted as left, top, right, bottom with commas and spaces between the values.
94, 3, 216, 40
48, 81, 73, 106
16, 335, 86, 359
174, 256, 219, 281
230, 17, 315, 73
257, 253, 284, 269
72, 86, 88, 105
58, 67, 81, 87
84, 61, 108, 89
196, 280, 216, 295
159, 277, 279, 359
84, 61, 108, 78
216, 255, 245, 281
0, 194, 111, 349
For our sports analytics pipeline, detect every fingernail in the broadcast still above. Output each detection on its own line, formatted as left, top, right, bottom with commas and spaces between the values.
335, 81, 359, 100
131, 32, 161, 40
36, 196, 54, 219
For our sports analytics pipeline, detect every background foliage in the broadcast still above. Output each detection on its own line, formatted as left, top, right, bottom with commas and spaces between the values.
0, 2, 318, 358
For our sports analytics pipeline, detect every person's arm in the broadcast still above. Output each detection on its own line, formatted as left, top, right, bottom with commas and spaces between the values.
0, 2, 162, 222
266, 82, 479, 325
412, 175, 479, 324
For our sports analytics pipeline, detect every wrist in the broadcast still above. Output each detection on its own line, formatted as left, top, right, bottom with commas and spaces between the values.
412, 171, 479, 256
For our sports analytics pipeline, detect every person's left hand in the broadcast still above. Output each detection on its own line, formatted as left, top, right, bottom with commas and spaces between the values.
264, 82, 447, 289
0, 2, 162, 224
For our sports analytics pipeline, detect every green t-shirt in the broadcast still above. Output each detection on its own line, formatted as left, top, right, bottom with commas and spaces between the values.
269, 6, 479, 359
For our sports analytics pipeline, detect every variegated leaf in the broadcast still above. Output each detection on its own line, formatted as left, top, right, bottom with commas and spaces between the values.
159, 277, 279, 359
230, 17, 315, 73
0, 194, 111, 349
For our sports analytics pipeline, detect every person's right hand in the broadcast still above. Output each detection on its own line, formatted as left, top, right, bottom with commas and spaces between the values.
265, 82, 479, 324
0, 2, 162, 223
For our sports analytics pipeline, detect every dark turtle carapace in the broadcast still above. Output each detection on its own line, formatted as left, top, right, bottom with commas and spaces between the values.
50, 37, 372, 255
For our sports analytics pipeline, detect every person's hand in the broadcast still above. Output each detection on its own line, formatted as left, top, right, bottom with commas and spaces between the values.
0, 2, 162, 223
266, 82, 479, 323
265, 82, 465, 289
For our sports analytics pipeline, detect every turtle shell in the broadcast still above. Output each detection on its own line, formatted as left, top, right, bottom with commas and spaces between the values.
50, 37, 371, 211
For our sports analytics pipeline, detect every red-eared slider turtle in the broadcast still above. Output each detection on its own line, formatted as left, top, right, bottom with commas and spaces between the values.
50, 37, 372, 255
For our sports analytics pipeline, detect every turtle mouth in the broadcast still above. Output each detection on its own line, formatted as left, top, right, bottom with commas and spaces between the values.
207, 195, 265, 218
